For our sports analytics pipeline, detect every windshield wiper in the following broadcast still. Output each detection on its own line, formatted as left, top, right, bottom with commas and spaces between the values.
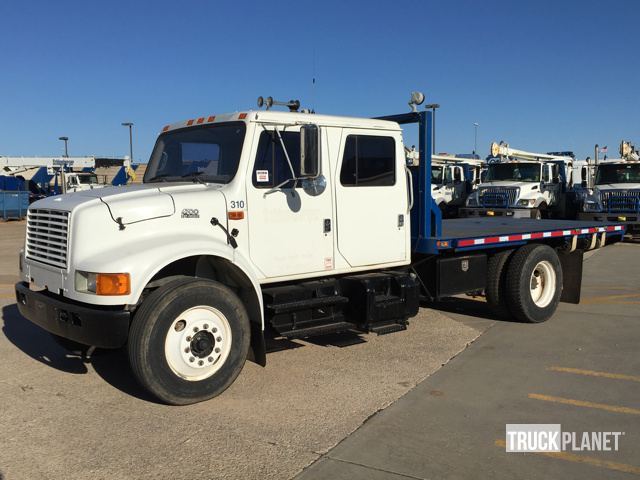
148, 173, 172, 182
182, 171, 207, 184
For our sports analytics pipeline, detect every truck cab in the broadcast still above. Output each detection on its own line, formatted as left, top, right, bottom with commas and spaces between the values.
578, 148, 640, 233
462, 143, 574, 219
65, 172, 104, 192
430, 158, 468, 215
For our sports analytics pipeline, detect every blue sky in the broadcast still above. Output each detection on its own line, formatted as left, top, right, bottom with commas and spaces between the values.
1, 0, 638, 161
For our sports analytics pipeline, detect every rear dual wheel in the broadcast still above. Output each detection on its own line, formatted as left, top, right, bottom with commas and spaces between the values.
486, 244, 563, 323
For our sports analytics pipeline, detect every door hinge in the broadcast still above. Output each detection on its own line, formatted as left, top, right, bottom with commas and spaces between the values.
324, 218, 331, 233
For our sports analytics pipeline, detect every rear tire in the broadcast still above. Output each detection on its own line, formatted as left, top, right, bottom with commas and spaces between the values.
505, 244, 563, 323
485, 249, 513, 318
128, 277, 251, 405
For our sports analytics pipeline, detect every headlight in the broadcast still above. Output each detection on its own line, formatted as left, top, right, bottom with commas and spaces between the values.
75, 271, 130, 295
583, 200, 602, 212
517, 199, 536, 207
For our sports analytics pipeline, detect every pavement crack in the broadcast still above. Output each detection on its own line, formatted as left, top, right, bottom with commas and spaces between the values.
324, 456, 428, 479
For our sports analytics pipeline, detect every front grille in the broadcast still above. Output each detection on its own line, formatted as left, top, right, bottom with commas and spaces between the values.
26, 209, 70, 268
479, 187, 519, 208
600, 190, 640, 213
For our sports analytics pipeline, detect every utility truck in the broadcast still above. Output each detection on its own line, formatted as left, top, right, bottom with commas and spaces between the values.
429, 155, 483, 217
461, 142, 579, 219
578, 141, 640, 235
15, 94, 625, 405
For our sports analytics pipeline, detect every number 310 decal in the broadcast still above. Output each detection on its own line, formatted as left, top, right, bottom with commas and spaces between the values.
229, 200, 245, 209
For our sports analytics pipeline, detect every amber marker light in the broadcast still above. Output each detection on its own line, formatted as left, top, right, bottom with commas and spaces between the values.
96, 273, 131, 296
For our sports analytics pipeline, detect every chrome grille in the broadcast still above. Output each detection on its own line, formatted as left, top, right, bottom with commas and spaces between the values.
600, 190, 640, 213
26, 209, 70, 268
479, 187, 519, 208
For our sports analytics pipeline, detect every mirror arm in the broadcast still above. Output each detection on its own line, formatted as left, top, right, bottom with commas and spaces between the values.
274, 128, 297, 182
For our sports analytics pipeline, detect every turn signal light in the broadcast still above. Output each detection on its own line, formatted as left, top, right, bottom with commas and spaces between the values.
228, 211, 244, 220
96, 273, 131, 296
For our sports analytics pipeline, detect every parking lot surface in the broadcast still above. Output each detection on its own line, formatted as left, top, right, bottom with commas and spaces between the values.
0, 221, 490, 479
298, 242, 640, 479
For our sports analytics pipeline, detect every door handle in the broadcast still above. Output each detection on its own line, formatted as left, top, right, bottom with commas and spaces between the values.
324, 219, 331, 233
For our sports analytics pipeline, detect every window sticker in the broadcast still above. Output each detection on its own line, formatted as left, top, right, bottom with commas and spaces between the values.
256, 170, 269, 182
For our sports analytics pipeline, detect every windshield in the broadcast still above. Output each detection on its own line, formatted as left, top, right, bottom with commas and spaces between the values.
595, 164, 640, 185
431, 166, 443, 184
78, 174, 98, 184
485, 163, 541, 182
144, 122, 246, 183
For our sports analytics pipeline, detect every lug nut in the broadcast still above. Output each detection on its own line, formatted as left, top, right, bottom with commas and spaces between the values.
203, 324, 209, 330
212, 327, 217, 333
186, 336, 192, 342
193, 326, 199, 332
216, 336, 222, 342
189, 357, 195, 363
208, 356, 213, 362
184, 347, 190, 353
198, 360, 204, 366
214, 348, 220, 353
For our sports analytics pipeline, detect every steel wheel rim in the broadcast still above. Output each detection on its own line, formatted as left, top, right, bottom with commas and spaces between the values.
164, 306, 232, 381
529, 260, 556, 308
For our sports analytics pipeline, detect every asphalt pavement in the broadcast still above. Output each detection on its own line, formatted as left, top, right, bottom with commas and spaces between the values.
297, 242, 640, 479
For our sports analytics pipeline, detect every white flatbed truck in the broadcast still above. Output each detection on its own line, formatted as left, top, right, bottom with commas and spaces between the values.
15, 94, 625, 404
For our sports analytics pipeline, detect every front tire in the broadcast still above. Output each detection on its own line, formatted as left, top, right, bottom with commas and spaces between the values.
505, 244, 563, 323
128, 277, 250, 405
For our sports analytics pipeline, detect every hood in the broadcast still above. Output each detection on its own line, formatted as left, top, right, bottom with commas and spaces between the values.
31, 182, 215, 226
595, 183, 640, 191
481, 181, 536, 189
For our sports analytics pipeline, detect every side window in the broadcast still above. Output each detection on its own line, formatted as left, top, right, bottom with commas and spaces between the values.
252, 130, 301, 188
443, 166, 453, 184
340, 135, 396, 187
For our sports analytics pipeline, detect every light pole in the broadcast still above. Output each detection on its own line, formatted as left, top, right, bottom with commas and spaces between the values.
58, 136, 69, 157
425, 104, 440, 154
121, 122, 134, 164
473, 123, 479, 156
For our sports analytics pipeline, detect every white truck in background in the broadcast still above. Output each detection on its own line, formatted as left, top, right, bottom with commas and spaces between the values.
429, 155, 484, 217
461, 142, 580, 219
578, 141, 640, 235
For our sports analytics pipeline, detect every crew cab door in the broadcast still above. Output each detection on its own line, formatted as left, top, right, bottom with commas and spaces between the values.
245, 125, 334, 278
334, 129, 407, 267
542, 163, 561, 204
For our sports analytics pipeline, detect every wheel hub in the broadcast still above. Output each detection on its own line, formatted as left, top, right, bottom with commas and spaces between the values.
190, 331, 215, 358
164, 306, 232, 381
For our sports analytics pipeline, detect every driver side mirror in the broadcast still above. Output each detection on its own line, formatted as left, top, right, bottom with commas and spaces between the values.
300, 124, 320, 178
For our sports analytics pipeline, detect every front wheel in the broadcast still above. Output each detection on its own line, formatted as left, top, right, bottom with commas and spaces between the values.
128, 277, 251, 405
505, 244, 563, 323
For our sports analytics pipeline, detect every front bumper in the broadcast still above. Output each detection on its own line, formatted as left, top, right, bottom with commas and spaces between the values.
460, 207, 537, 219
15, 282, 130, 348
577, 213, 640, 232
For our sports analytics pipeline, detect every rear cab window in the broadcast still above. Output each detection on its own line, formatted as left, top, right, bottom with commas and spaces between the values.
340, 135, 396, 187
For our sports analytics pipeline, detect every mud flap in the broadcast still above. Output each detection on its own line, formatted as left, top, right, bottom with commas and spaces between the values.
558, 249, 583, 304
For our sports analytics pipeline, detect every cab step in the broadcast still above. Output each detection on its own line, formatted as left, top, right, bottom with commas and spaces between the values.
368, 322, 407, 335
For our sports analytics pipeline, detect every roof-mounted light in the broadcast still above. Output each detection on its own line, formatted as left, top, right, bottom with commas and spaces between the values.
408, 91, 425, 112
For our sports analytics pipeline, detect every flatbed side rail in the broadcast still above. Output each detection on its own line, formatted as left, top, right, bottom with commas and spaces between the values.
430, 224, 625, 253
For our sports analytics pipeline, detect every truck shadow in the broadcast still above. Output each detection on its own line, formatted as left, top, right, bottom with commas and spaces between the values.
1, 303, 159, 403
427, 297, 516, 322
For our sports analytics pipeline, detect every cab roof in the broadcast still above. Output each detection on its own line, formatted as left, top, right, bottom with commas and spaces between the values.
160, 110, 402, 134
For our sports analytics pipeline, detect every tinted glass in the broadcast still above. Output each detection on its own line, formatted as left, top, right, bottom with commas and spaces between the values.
485, 163, 541, 182
144, 122, 246, 183
595, 164, 640, 184
252, 130, 301, 188
340, 135, 395, 187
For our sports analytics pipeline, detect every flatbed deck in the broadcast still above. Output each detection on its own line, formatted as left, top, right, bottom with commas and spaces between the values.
424, 218, 625, 253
